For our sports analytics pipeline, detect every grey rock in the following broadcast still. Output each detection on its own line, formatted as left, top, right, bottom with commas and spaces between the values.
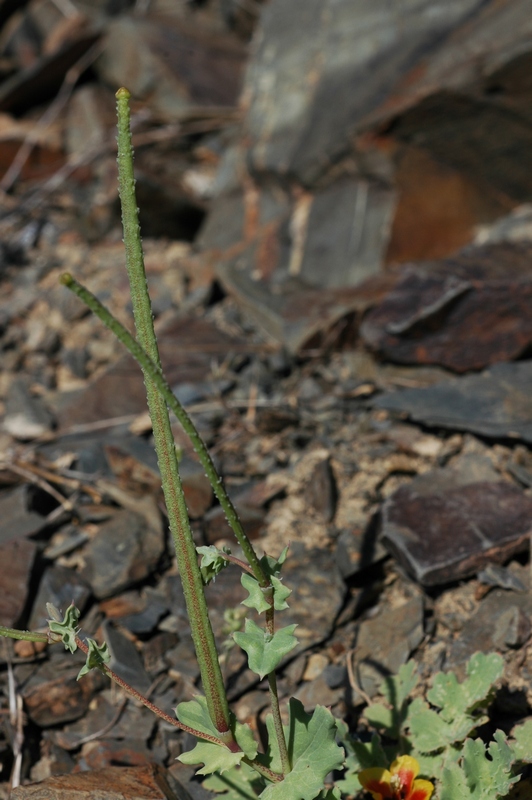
294, 673, 343, 712
477, 563, 527, 593
96, 16, 246, 119
81, 509, 165, 599
0, 537, 37, 627
119, 588, 169, 636
374, 360, 532, 444
447, 578, 532, 672
307, 456, 337, 522
0, 485, 46, 544
29, 565, 91, 631
353, 592, 424, 698
4, 376, 55, 440
102, 621, 152, 695
245, 0, 483, 184
335, 526, 387, 580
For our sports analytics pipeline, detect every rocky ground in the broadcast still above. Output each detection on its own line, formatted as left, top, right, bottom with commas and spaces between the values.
1, 1, 532, 798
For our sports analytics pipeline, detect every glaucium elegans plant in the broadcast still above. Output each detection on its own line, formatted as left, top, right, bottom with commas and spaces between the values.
1, 88, 531, 800
0, 88, 344, 800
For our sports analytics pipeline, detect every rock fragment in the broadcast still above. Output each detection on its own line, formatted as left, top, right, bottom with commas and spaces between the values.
81, 509, 164, 599
380, 471, 532, 586
10, 763, 184, 800
374, 360, 532, 444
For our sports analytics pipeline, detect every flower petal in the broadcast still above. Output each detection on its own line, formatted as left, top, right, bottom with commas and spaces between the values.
390, 755, 419, 793
358, 767, 394, 799
408, 778, 435, 800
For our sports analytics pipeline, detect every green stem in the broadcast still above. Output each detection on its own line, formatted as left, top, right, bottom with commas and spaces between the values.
60, 273, 290, 765
267, 672, 289, 774
0, 627, 48, 643
105, 94, 267, 589
265, 603, 290, 773
114, 87, 233, 742
242, 756, 283, 783
59, 273, 267, 586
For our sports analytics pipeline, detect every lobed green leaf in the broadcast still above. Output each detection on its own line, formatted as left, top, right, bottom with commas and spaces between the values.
203, 762, 265, 799
197, 545, 231, 584
77, 638, 110, 680
260, 700, 345, 800
510, 719, 532, 764
233, 620, 298, 679
179, 740, 244, 776
47, 603, 80, 654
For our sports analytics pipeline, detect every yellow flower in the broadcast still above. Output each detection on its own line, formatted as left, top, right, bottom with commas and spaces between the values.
359, 755, 434, 800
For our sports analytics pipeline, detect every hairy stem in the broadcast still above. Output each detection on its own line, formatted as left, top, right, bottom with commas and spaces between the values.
0, 627, 48, 644
114, 87, 233, 741
74, 637, 225, 745
59, 273, 267, 586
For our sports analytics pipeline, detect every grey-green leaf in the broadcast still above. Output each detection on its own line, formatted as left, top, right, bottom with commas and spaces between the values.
233, 620, 298, 679
47, 603, 80, 654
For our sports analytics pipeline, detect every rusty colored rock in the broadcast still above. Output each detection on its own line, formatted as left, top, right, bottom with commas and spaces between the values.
381, 475, 532, 586
361, 242, 532, 372
23, 668, 105, 728
387, 145, 508, 263
10, 763, 184, 799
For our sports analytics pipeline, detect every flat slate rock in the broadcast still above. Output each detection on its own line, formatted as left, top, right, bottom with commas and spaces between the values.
445, 566, 532, 673
29, 565, 91, 631
244, 0, 489, 184
374, 360, 532, 443
0, 485, 49, 544
361, 242, 532, 372
10, 763, 185, 800
380, 470, 532, 586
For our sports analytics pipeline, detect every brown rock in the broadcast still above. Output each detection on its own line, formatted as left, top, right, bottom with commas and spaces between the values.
23, 668, 105, 728
10, 763, 183, 799
381, 474, 532, 586
387, 145, 508, 263
361, 243, 532, 372
0, 537, 36, 627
